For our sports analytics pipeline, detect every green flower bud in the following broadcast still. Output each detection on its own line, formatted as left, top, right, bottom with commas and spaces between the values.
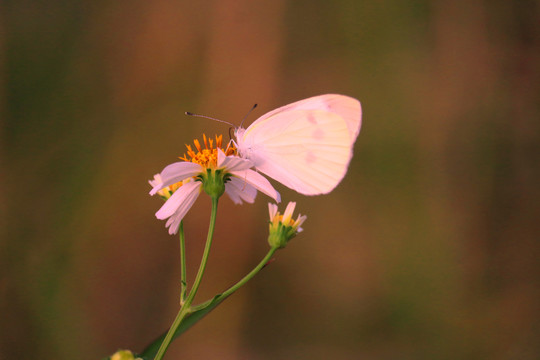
110, 349, 142, 360
267, 202, 307, 249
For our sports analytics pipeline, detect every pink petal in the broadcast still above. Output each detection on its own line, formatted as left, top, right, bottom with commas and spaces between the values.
155, 181, 201, 224
165, 210, 185, 235
149, 174, 162, 188
217, 148, 253, 171
225, 177, 257, 204
150, 162, 202, 195
282, 202, 297, 224
230, 169, 281, 203
268, 203, 278, 219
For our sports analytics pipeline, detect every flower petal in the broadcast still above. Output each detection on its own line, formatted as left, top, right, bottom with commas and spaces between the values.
268, 202, 278, 220
217, 148, 253, 171
150, 162, 202, 195
155, 180, 201, 224
282, 202, 297, 224
225, 177, 258, 204
149, 174, 162, 188
165, 208, 187, 235
294, 214, 307, 231
230, 169, 281, 203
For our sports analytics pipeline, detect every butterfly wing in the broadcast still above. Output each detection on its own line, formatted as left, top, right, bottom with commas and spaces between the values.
239, 95, 361, 195
249, 94, 362, 143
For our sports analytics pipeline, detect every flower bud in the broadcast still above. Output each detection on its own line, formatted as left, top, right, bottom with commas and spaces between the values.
110, 349, 142, 360
267, 202, 307, 249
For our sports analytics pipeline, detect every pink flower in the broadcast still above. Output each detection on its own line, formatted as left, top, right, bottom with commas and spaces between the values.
150, 135, 280, 234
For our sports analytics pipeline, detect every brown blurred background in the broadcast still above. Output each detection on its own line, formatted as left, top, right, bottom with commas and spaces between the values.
2, 1, 540, 359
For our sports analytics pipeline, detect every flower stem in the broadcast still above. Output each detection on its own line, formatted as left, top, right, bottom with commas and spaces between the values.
153, 197, 219, 360
179, 221, 187, 304
191, 246, 278, 312
152, 304, 191, 360
184, 196, 218, 304
220, 246, 278, 298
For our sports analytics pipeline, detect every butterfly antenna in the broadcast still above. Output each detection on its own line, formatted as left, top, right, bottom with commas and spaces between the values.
185, 111, 235, 127
239, 103, 258, 128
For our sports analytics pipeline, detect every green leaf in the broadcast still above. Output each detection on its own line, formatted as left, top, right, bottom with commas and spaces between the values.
136, 294, 229, 360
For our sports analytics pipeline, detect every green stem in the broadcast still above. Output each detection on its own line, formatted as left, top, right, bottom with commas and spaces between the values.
179, 221, 187, 304
191, 246, 278, 312
151, 304, 191, 360
139, 247, 280, 359
220, 246, 278, 299
153, 197, 219, 360
184, 196, 218, 305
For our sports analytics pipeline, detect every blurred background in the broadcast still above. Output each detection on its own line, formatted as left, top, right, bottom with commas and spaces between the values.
2, 1, 540, 359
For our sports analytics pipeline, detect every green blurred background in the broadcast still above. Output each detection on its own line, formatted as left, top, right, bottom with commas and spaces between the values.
2, 1, 540, 359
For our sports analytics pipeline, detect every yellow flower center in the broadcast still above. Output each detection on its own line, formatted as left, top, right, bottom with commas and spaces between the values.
272, 214, 294, 227
156, 135, 236, 199
156, 180, 184, 199
179, 134, 236, 168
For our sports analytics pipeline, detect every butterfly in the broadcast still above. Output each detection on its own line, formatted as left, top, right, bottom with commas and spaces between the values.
234, 94, 362, 195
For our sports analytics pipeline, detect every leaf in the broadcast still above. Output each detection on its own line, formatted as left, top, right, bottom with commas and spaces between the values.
137, 293, 229, 360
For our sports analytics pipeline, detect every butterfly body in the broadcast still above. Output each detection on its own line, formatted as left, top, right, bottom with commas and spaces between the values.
235, 94, 362, 195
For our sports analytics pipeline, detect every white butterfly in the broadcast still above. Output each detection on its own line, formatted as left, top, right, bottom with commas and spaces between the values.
234, 94, 362, 195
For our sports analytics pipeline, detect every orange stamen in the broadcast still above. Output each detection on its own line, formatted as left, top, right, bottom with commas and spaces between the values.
178, 134, 238, 167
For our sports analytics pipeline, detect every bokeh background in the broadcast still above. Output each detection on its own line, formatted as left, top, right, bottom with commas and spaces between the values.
2, 1, 540, 359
